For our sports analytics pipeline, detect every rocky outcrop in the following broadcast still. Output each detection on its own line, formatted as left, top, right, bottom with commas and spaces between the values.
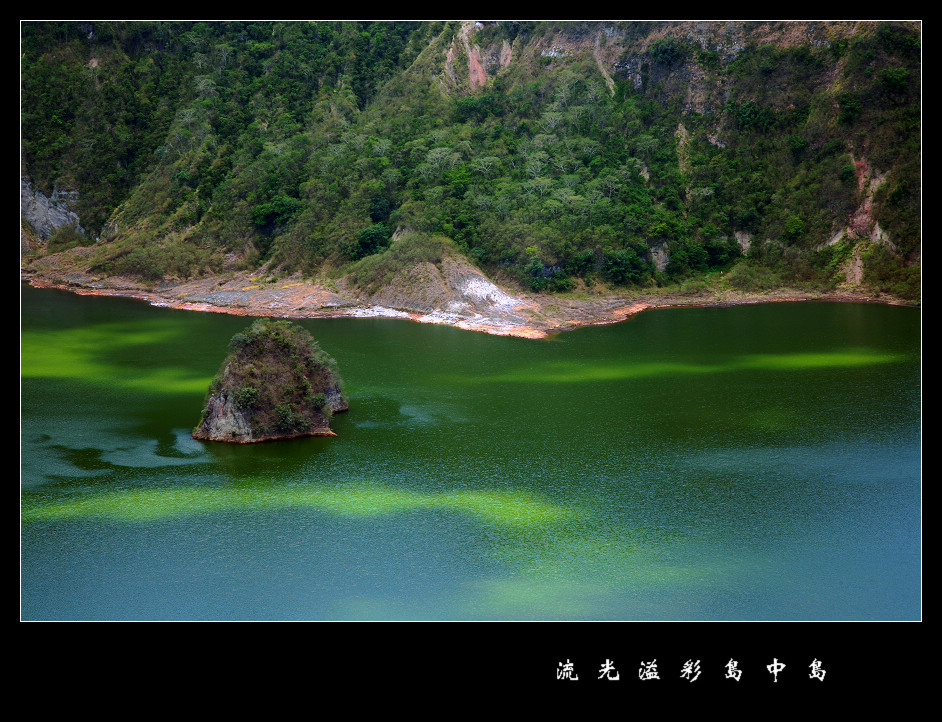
650, 242, 670, 273
354, 247, 541, 334
444, 22, 513, 92
813, 154, 897, 289
20, 176, 85, 241
192, 318, 347, 443
195, 377, 255, 441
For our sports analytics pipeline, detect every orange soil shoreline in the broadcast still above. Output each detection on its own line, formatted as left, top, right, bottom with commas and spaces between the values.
23, 275, 916, 340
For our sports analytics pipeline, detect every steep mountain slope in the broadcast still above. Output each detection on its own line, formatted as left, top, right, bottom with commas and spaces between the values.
21, 20, 921, 315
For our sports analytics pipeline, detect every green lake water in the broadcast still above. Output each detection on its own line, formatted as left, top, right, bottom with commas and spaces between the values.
20, 283, 921, 620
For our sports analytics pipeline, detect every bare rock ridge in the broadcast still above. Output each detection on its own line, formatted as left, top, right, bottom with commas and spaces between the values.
21, 176, 84, 240
356, 246, 538, 333
192, 318, 348, 443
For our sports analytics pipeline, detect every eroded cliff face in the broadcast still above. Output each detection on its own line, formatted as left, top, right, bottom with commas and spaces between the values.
444, 22, 513, 91
434, 20, 916, 279
817, 153, 896, 288
358, 248, 534, 329
441, 21, 872, 109
194, 365, 255, 442
192, 318, 348, 443
21, 176, 84, 240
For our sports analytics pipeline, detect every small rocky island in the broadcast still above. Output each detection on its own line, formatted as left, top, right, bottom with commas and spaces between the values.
192, 317, 348, 443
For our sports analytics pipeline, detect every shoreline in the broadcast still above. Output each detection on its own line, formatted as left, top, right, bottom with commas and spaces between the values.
21, 272, 919, 339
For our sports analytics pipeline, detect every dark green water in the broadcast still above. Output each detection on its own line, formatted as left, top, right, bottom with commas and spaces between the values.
20, 283, 921, 620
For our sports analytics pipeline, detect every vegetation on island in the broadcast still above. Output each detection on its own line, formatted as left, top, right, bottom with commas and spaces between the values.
193, 317, 347, 442
21, 21, 920, 301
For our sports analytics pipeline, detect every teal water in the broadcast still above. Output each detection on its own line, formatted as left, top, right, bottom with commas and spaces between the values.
20, 284, 921, 620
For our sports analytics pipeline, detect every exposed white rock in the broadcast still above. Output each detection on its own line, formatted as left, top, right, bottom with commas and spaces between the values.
459, 276, 522, 308
348, 306, 412, 318
650, 242, 670, 273
825, 230, 845, 246
21, 176, 85, 240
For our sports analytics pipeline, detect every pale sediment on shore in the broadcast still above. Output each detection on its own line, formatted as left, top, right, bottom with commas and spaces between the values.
22, 270, 914, 340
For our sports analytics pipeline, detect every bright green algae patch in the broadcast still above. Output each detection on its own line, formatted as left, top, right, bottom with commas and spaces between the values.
21, 320, 210, 394
738, 349, 908, 370
468, 348, 909, 384
21, 482, 575, 529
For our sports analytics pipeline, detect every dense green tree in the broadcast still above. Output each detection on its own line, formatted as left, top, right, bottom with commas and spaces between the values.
20, 20, 920, 299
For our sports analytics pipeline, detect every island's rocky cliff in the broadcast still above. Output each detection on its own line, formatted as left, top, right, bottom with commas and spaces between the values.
192, 317, 347, 443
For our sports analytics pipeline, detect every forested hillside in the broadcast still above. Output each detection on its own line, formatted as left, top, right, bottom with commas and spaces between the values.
20, 20, 921, 301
